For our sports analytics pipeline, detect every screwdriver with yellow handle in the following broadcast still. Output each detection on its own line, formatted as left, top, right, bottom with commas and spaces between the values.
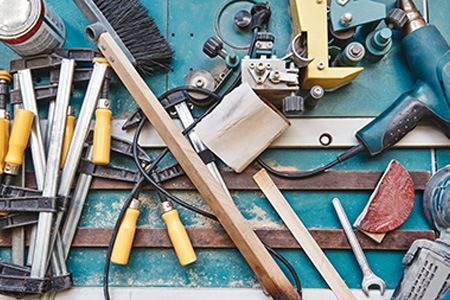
92, 57, 112, 165
0, 70, 12, 175
60, 106, 75, 169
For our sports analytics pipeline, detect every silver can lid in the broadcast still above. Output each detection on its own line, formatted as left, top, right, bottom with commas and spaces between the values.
0, 0, 41, 39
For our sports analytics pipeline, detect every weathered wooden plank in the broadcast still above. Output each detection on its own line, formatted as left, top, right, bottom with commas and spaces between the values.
23, 170, 431, 191
0, 228, 433, 250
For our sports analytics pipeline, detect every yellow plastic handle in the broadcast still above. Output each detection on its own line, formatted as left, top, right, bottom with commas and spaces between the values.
0, 118, 10, 174
111, 207, 140, 265
92, 108, 111, 165
162, 209, 197, 266
60, 115, 75, 168
5, 109, 34, 168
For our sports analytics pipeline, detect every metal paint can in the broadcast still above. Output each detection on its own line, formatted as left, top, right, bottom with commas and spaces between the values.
0, 0, 66, 57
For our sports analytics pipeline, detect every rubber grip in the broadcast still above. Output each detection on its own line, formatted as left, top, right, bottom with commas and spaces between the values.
5, 109, 34, 168
111, 207, 140, 265
0, 118, 10, 174
162, 209, 197, 266
92, 108, 111, 165
60, 115, 75, 168
356, 92, 426, 156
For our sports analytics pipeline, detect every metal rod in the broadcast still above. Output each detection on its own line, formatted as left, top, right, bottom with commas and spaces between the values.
423, 0, 429, 23
174, 102, 231, 197
18, 70, 46, 186
41, 62, 108, 300
11, 74, 25, 266
18, 69, 47, 266
45, 99, 56, 152
58, 62, 107, 195
62, 147, 94, 257
31, 59, 75, 278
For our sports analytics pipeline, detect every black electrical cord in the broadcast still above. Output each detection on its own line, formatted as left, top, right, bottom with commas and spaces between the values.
257, 144, 367, 179
131, 116, 303, 298
104, 20, 303, 299
103, 147, 168, 300
103, 86, 223, 300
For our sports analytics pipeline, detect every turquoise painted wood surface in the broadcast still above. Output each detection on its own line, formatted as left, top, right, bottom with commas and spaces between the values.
0, 0, 447, 293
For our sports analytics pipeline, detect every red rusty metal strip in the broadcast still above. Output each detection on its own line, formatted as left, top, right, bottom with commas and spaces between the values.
24, 170, 431, 191
0, 228, 431, 250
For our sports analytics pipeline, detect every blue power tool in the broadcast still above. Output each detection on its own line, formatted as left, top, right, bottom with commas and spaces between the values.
357, 0, 450, 156
259, 0, 450, 178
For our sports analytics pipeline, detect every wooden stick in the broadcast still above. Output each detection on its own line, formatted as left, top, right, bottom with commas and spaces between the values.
253, 169, 356, 300
97, 32, 300, 300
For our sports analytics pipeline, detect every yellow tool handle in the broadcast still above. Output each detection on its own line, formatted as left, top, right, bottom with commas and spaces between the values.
111, 207, 140, 265
4, 109, 34, 169
0, 118, 10, 174
92, 107, 111, 165
60, 114, 75, 168
162, 209, 197, 266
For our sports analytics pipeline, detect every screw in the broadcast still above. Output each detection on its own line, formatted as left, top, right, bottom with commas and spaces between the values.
195, 78, 205, 88
256, 62, 265, 74
317, 62, 325, 70
340, 12, 353, 27
310, 85, 324, 99
228, 53, 237, 64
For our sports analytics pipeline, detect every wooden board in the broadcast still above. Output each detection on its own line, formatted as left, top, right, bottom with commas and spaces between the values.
97, 32, 301, 300
253, 169, 356, 300
23, 170, 431, 191
0, 228, 433, 250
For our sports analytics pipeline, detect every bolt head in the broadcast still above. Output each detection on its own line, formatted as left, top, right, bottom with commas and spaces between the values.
317, 62, 325, 70
340, 12, 353, 27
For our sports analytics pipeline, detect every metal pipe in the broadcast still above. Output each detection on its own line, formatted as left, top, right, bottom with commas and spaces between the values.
18, 69, 47, 266
11, 74, 25, 266
61, 147, 93, 258
18, 69, 46, 186
174, 102, 231, 197
41, 62, 108, 300
31, 59, 75, 278
45, 99, 56, 152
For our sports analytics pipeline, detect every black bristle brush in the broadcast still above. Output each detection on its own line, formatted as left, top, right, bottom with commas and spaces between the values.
75, 0, 173, 74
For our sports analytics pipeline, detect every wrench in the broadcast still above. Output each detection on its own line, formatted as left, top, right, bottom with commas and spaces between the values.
332, 198, 386, 296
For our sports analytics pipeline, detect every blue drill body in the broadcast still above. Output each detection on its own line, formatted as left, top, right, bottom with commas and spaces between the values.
356, 25, 450, 155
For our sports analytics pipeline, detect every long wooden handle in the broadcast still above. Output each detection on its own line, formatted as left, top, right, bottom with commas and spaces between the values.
253, 169, 356, 300
97, 32, 300, 300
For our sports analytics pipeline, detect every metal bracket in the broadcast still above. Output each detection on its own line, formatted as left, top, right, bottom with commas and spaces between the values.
0, 262, 72, 297
85, 131, 152, 163
79, 159, 184, 184
0, 196, 69, 213
10, 49, 101, 74
10, 68, 112, 105
0, 185, 41, 198
0, 213, 38, 229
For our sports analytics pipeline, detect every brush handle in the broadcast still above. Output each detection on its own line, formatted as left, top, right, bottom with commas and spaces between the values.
97, 32, 301, 300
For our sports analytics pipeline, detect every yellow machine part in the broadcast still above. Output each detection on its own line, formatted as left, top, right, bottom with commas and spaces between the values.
290, 0, 363, 89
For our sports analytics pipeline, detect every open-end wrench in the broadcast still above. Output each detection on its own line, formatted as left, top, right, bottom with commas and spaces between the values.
332, 198, 386, 296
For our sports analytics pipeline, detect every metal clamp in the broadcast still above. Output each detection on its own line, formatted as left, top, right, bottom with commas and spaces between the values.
0, 262, 72, 297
